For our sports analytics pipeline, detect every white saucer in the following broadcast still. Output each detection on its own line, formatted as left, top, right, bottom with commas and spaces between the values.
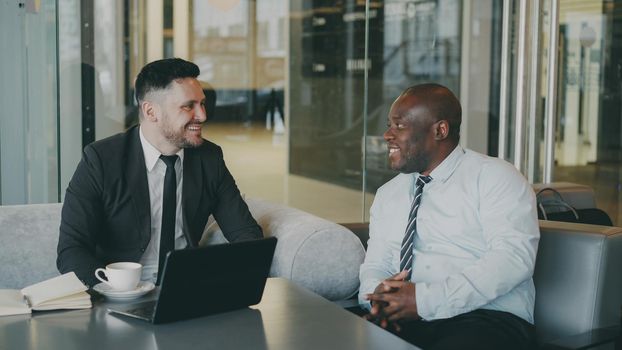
93, 281, 155, 301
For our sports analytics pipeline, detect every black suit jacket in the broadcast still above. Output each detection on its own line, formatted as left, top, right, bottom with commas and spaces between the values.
57, 125, 262, 286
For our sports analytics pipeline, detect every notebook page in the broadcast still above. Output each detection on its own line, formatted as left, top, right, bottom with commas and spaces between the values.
33, 291, 91, 310
0, 290, 31, 316
21, 272, 88, 307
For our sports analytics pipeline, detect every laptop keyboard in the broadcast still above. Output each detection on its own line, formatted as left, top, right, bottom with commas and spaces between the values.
127, 301, 155, 318
126, 305, 155, 319
110, 300, 156, 321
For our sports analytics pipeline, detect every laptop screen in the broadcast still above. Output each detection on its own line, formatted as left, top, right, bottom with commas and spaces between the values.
108, 237, 277, 324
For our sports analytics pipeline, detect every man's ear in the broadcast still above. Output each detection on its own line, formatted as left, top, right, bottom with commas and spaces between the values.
435, 120, 450, 140
141, 100, 159, 122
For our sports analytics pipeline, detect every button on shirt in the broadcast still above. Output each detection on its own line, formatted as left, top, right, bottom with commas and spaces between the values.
359, 146, 540, 323
139, 127, 187, 283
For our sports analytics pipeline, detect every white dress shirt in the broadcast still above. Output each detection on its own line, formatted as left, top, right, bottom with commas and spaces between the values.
138, 127, 187, 283
359, 146, 540, 323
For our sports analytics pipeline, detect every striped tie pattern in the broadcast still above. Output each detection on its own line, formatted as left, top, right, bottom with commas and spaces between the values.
399, 175, 432, 279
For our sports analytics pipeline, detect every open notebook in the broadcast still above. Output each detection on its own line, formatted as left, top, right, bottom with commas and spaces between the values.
0, 272, 91, 316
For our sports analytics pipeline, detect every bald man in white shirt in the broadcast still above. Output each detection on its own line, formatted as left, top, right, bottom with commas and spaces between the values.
359, 84, 539, 350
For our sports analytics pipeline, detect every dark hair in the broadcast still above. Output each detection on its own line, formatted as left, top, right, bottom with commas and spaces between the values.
402, 83, 462, 142
134, 58, 200, 103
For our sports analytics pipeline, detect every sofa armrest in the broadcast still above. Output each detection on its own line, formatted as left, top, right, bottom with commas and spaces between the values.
249, 199, 366, 301
541, 325, 620, 350
535, 221, 622, 344
339, 222, 369, 249
201, 198, 366, 301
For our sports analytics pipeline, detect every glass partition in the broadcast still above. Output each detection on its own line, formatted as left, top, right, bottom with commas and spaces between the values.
0, 0, 505, 220
0, 1, 59, 204
363, 0, 510, 220
365, 0, 463, 194
4, 0, 621, 226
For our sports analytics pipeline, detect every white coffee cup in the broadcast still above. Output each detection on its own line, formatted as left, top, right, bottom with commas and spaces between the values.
95, 262, 142, 292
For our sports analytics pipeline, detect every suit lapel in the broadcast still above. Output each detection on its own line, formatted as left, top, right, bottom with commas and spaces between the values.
183, 147, 203, 246
125, 126, 151, 242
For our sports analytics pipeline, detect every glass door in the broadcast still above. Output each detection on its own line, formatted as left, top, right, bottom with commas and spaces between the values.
549, 0, 622, 225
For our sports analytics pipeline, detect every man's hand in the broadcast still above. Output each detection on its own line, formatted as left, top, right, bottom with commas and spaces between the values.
368, 270, 408, 310
366, 279, 419, 322
363, 270, 410, 331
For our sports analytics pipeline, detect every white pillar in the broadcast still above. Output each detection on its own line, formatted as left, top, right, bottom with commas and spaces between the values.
173, 0, 189, 59
146, 0, 164, 62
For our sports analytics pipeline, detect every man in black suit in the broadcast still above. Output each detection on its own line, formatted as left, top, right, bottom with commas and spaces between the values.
57, 58, 262, 287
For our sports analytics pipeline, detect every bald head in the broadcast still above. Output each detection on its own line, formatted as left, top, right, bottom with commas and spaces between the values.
384, 83, 462, 174
400, 83, 462, 144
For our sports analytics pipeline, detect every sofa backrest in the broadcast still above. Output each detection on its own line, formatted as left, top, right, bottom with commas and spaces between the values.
533, 220, 622, 343
533, 182, 597, 210
0, 203, 62, 289
0, 199, 365, 302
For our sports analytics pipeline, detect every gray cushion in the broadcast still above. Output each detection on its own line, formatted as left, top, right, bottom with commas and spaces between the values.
0, 203, 62, 289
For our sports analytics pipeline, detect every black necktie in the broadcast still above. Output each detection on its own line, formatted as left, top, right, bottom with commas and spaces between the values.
400, 175, 432, 280
157, 154, 178, 285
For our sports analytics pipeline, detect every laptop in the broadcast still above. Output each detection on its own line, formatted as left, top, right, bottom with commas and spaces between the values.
107, 237, 277, 324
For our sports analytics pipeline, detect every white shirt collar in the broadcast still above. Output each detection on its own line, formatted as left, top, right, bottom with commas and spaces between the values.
139, 125, 184, 171
411, 145, 465, 184
428, 144, 465, 183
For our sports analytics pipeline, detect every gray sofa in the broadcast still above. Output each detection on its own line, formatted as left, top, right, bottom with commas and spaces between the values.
2, 185, 621, 348
0, 198, 365, 301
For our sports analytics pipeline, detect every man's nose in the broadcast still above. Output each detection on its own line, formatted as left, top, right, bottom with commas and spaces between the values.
195, 104, 207, 122
383, 128, 393, 141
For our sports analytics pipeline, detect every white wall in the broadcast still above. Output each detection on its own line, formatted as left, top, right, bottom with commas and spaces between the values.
174, 0, 190, 59
146, 0, 164, 62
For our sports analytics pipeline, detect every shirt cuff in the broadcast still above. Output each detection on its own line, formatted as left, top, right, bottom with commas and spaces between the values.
359, 299, 372, 311
358, 278, 383, 310
415, 282, 437, 320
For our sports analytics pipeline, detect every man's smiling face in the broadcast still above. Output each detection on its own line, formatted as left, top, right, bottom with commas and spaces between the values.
383, 94, 438, 174
157, 77, 207, 149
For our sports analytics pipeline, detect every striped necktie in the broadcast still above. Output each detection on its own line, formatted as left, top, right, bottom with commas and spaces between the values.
399, 175, 432, 280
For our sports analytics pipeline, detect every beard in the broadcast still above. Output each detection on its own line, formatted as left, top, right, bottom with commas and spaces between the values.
160, 119, 204, 149
397, 149, 431, 174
